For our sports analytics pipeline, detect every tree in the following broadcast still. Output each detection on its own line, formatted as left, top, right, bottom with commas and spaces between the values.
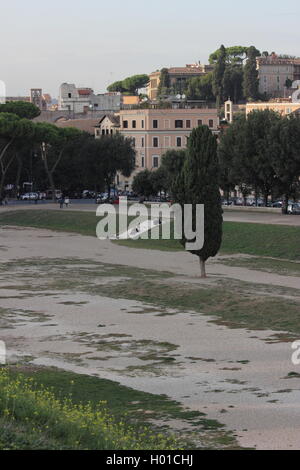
210, 46, 250, 65
34, 123, 84, 200
157, 68, 171, 98
150, 166, 169, 198
223, 65, 244, 103
218, 124, 239, 202
186, 73, 215, 101
219, 110, 281, 206
212, 45, 227, 108
85, 134, 136, 196
132, 169, 154, 198
161, 150, 186, 199
107, 75, 149, 96
107, 81, 126, 93
243, 46, 260, 101
0, 101, 40, 119
270, 115, 300, 212
0, 113, 35, 195
179, 126, 223, 278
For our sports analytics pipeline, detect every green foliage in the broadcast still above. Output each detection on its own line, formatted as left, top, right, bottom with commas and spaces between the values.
243, 46, 259, 101
210, 46, 249, 65
182, 126, 223, 269
132, 169, 154, 197
0, 101, 40, 120
157, 68, 171, 98
108, 75, 149, 95
208, 45, 261, 104
186, 73, 215, 101
270, 115, 300, 209
84, 133, 136, 193
223, 65, 244, 103
107, 81, 126, 93
218, 110, 300, 206
161, 149, 186, 198
285, 78, 293, 89
219, 110, 277, 203
151, 166, 169, 195
212, 44, 227, 107
0, 113, 36, 194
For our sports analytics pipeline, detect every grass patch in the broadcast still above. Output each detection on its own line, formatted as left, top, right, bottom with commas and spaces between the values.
3, 367, 238, 450
217, 256, 300, 277
94, 278, 300, 335
1, 256, 300, 336
1, 210, 299, 260
0, 368, 180, 450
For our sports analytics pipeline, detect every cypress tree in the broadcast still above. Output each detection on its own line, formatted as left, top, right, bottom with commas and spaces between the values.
212, 44, 226, 108
243, 46, 259, 101
157, 68, 171, 98
181, 126, 223, 278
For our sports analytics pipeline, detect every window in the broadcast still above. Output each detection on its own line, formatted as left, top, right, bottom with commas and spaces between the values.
152, 156, 159, 168
123, 120, 128, 129
209, 120, 214, 128
186, 120, 191, 129
153, 137, 159, 148
164, 119, 170, 129
164, 136, 170, 148
198, 119, 203, 126
132, 138, 136, 147
141, 155, 145, 168
102, 129, 105, 136
141, 120, 144, 129
175, 120, 183, 128
106, 129, 109, 135
153, 120, 158, 129
132, 120, 136, 129
141, 137, 145, 148
176, 137, 182, 147
68, 93, 72, 98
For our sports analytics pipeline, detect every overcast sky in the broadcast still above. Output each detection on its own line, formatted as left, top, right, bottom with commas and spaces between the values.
1, 0, 300, 98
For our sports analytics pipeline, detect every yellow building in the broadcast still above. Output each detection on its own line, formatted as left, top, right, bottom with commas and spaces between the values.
148, 64, 213, 100
246, 101, 300, 116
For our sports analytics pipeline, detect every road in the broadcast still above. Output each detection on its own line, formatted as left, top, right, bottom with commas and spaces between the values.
2, 199, 300, 226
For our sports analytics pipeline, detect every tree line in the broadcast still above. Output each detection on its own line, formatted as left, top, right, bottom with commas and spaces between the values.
157, 45, 261, 106
133, 110, 300, 213
0, 102, 135, 199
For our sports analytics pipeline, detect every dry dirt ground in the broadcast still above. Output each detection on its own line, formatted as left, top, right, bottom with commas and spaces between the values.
1, 226, 300, 450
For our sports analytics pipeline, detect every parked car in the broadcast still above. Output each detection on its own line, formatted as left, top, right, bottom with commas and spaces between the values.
82, 190, 96, 199
287, 203, 300, 215
20, 192, 39, 201
96, 193, 108, 204
46, 189, 62, 200
272, 201, 283, 208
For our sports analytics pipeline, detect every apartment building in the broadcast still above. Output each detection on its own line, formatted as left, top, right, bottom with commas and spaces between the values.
257, 54, 300, 98
95, 108, 219, 189
148, 63, 214, 100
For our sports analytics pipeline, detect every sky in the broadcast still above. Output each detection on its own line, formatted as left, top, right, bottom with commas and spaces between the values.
1, 0, 300, 98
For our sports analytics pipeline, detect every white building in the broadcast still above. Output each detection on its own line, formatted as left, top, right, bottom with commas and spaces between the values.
59, 83, 121, 114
